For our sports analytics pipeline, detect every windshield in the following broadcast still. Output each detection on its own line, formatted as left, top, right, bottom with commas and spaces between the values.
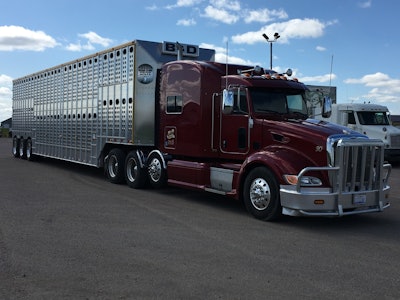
357, 111, 390, 125
250, 89, 308, 118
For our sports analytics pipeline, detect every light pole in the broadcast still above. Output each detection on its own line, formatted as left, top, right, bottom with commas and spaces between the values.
262, 32, 280, 70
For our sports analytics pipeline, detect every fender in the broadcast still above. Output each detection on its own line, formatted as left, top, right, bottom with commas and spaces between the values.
237, 145, 321, 192
147, 149, 167, 168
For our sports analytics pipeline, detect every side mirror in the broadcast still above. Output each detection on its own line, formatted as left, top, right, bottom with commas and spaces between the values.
222, 89, 234, 114
322, 96, 332, 118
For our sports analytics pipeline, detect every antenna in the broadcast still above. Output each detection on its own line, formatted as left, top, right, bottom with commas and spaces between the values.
225, 39, 228, 89
329, 54, 334, 87
176, 42, 183, 60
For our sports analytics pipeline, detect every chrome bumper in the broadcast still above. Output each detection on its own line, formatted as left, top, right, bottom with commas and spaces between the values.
279, 164, 392, 217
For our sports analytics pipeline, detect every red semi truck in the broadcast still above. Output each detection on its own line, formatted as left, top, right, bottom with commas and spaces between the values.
12, 40, 391, 220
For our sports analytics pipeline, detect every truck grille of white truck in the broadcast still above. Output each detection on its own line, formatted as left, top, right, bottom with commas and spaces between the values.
390, 134, 400, 148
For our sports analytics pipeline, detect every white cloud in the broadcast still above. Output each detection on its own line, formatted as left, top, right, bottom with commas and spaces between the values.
145, 4, 158, 10
244, 8, 288, 24
345, 72, 400, 105
177, 18, 197, 26
201, 0, 244, 24
210, 0, 241, 11
301, 73, 337, 83
79, 31, 112, 47
316, 46, 326, 51
0, 75, 13, 121
0, 74, 13, 86
66, 31, 113, 52
164, 1, 289, 25
200, 42, 259, 65
358, 0, 372, 8
232, 18, 327, 44
166, 0, 203, 9
203, 5, 240, 24
0, 25, 58, 51
66, 41, 95, 52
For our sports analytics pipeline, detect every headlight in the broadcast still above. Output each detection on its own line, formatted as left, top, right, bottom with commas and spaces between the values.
284, 175, 322, 186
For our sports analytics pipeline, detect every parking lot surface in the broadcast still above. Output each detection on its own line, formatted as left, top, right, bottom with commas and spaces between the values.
1, 138, 400, 299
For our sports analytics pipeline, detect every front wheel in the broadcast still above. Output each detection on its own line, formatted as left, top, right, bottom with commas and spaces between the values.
243, 167, 281, 221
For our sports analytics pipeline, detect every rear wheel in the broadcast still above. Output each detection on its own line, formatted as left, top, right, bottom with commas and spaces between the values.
125, 151, 147, 189
26, 138, 34, 161
19, 139, 26, 159
243, 167, 281, 221
12, 137, 20, 158
105, 148, 126, 184
147, 152, 167, 189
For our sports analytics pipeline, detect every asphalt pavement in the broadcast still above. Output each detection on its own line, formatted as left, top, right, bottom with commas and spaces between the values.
1, 137, 400, 299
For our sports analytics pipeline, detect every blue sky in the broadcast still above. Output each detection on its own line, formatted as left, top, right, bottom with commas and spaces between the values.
1, 0, 399, 122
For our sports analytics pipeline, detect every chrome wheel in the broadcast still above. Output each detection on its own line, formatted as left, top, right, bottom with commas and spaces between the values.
249, 177, 271, 211
148, 157, 162, 183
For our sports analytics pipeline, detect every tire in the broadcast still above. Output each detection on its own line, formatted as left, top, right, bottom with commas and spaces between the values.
105, 148, 126, 184
125, 151, 147, 189
19, 139, 27, 159
243, 167, 282, 221
12, 137, 20, 158
26, 139, 34, 161
147, 152, 167, 189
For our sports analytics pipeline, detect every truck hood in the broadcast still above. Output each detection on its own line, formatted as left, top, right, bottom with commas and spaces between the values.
356, 124, 400, 137
254, 119, 367, 174
266, 117, 365, 141
260, 117, 366, 168
357, 124, 400, 148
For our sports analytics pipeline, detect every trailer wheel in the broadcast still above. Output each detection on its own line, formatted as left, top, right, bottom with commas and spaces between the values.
147, 152, 167, 189
106, 148, 126, 184
125, 151, 147, 189
243, 167, 281, 221
19, 139, 26, 159
26, 138, 34, 161
12, 137, 20, 158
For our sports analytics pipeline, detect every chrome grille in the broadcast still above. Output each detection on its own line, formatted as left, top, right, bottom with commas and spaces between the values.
332, 138, 384, 193
390, 134, 400, 148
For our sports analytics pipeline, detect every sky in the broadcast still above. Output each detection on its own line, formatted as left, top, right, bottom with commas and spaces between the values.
1, 0, 399, 122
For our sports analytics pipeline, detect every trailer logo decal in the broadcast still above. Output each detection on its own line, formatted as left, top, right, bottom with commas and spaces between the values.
137, 64, 154, 84
162, 42, 199, 57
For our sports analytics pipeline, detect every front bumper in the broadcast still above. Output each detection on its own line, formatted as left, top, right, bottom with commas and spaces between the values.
280, 185, 391, 217
279, 165, 392, 217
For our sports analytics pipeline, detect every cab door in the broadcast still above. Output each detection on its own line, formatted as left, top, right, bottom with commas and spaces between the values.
219, 88, 250, 155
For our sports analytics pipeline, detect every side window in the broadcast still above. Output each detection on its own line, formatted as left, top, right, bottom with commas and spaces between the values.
166, 95, 182, 113
232, 89, 248, 114
347, 111, 356, 124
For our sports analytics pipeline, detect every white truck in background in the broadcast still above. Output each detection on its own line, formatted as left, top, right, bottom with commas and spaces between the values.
306, 85, 400, 162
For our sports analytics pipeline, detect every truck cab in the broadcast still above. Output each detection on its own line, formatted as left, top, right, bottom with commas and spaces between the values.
322, 103, 400, 162
158, 61, 391, 220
